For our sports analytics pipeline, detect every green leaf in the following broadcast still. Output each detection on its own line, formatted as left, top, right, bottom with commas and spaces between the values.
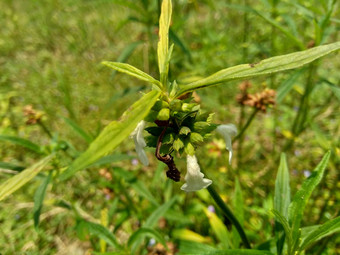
277, 69, 304, 103
205, 208, 232, 249
202, 250, 274, 255
232, 178, 244, 247
173, 138, 184, 151
176, 42, 340, 97
190, 132, 204, 143
172, 229, 210, 243
102, 61, 162, 88
271, 209, 293, 253
299, 216, 340, 251
79, 220, 120, 248
0, 162, 25, 171
33, 172, 51, 228
128, 227, 167, 253
0, 135, 43, 155
0, 156, 52, 201
274, 153, 290, 219
62, 117, 93, 143
178, 240, 217, 254
157, 0, 172, 85
89, 154, 134, 168
288, 151, 331, 251
59, 90, 161, 180
110, 41, 143, 80
144, 196, 177, 228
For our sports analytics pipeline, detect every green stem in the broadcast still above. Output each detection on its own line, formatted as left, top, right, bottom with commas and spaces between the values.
37, 120, 53, 139
207, 185, 251, 249
237, 105, 246, 166
234, 108, 259, 142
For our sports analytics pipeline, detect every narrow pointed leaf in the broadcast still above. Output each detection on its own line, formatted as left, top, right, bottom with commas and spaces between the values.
80, 220, 120, 248
144, 196, 177, 227
128, 227, 167, 252
274, 153, 290, 219
0, 156, 52, 201
288, 151, 331, 250
102, 61, 162, 88
203, 250, 274, 255
176, 42, 340, 97
0, 135, 43, 154
59, 90, 161, 180
33, 172, 52, 228
300, 216, 340, 251
62, 117, 93, 143
272, 209, 293, 253
205, 208, 233, 249
157, 0, 172, 84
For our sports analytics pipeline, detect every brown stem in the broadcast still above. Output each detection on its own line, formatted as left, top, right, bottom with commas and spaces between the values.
155, 121, 181, 182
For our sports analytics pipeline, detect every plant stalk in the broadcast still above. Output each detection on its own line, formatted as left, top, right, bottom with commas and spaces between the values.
234, 108, 259, 142
207, 185, 251, 249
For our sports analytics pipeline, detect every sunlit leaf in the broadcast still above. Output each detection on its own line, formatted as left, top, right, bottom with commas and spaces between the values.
176, 42, 340, 97
59, 90, 161, 180
157, 0, 172, 85
0, 156, 52, 201
288, 151, 331, 252
102, 61, 162, 88
205, 208, 233, 249
299, 216, 340, 251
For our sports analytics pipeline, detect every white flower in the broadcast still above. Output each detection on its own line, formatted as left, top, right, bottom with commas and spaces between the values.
181, 155, 212, 192
130, 120, 149, 166
216, 124, 237, 164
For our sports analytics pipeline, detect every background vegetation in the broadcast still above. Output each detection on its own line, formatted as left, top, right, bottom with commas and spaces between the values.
0, 0, 339, 254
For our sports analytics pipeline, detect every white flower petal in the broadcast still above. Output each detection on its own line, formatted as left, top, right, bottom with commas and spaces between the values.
181, 155, 212, 192
216, 124, 237, 164
130, 120, 149, 166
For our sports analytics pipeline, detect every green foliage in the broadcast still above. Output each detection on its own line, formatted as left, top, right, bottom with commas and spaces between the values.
1, 0, 339, 253
0, 156, 52, 201
59, 90, 160, 180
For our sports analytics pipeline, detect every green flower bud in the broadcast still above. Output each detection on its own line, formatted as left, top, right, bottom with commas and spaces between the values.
179, 126, 191, 136
157, 108, 170, 121
153, 100, 169, 111
169, 99, 182, 111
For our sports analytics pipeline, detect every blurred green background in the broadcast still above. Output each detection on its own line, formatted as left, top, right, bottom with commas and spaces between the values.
0, 0, 339, 254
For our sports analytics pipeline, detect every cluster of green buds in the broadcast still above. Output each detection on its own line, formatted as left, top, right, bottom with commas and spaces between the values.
130, 91, 237, 192
144, 95, 217, 157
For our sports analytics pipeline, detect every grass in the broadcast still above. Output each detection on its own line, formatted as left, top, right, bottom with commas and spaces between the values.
0, 0, 339, 254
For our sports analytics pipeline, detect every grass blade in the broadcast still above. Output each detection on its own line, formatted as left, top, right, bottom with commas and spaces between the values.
0, 135, 43, 154
0, 156, 52, 201
33, 172, 52, 228
288, 151, 331, 252
299, 216, 340, 251
128, 227, 167, 253
80, 220, 120, 248
176, 42, 340, 97
205, 208, 233, 249
102, 61, 162, 88
59, 90, 160, 180
144, 196, 178, 227
62, 116, 93, 143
